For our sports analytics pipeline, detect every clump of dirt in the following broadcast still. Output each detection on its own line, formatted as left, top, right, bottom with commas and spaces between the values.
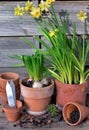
13, 107, 63, 128
68, 108, 80, 124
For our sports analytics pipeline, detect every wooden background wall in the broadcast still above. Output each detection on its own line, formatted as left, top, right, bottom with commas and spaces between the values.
0, 0, 89, 78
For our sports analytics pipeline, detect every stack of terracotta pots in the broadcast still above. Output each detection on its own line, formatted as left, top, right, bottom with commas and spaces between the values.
0, 72, 20, 103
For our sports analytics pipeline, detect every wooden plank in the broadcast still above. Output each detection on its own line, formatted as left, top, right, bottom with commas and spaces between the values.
0, 1, 39, 36
0, 36, 89, 67
0, 1, 89, 37
0, 0, 89, 67
0, 48, 37, 67
0, 1, 89, 129
0, 67, 28, 79
54, 1, 89, 34
0, 104, 89, 130
0, 36, 39, 67
0, 37, 39, 49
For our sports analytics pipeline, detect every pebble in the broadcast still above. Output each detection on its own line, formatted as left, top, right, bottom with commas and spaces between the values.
13, 107, 62, 128
13, 124, 17, 127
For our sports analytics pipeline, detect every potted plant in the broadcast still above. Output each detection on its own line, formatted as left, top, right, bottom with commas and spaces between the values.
14, 0, 89, 108
10, 50, 54, 115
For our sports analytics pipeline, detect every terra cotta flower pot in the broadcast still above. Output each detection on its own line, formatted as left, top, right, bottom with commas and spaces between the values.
0, 72, 20, 103
20, 78, 54, 115
63, 102, 89, 126
0, 72, 20, 88
55, 80, 87, 109
3, 100, 22, 122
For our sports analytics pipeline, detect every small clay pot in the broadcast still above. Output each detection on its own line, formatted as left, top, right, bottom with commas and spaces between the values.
0, 72, 20, 102
0, 72, 20, 90
3, 100, 22, 122
63, 102, 89, 126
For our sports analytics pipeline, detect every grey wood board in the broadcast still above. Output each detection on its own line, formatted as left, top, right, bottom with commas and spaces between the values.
0, 37, 39, 49
0, 1, 89, 36
0, 67, 28, 79
0, 48, 37, 67
0, 102, 89, 130
0, 1, 89, 66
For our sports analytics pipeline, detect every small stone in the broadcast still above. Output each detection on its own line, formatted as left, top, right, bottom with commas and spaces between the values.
17, 120, 21, 125
20, 124, 23, 128
28, 114, 31, 119
33, 121, 38, 126
21, 109, 26, 114
13, 124, 17, 127
42, 122, 46, 126
37, 119, 42, 124
29, 117, 34, 123
20, 114, 28, 122
47, 119, 52, 124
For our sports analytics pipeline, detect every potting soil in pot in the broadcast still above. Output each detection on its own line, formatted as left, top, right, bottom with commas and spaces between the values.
68, 108, 80, 124
22, 78, 52, 88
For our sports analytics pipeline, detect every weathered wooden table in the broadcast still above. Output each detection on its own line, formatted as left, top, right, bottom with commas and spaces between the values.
0, 1, 89, 130
0, 104, 89, 130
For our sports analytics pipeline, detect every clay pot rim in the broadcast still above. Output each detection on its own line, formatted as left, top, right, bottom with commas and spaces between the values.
55, 79, 87, 87
3, 100, 22, 113
0, 72, 20, 82
0, 85, 20, 92
20, 78, 54, 91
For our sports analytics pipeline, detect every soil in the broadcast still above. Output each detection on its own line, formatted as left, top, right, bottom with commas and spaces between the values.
22, 78, 52, 88
13, 107, 63, 128
68, 108, 80, 124
11, 93, 89, 128
22, 80, 34, 88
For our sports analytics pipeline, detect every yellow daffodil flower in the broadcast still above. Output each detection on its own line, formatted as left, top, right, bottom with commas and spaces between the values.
46, 0, 55, 5
39, 0, 50, 12
14, 5, 24, 16
30, 5, 36, 11
25, 0, 33, 11
49, 30, 55, 37
77, 10, 87, 22
30, 7, 41, 19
